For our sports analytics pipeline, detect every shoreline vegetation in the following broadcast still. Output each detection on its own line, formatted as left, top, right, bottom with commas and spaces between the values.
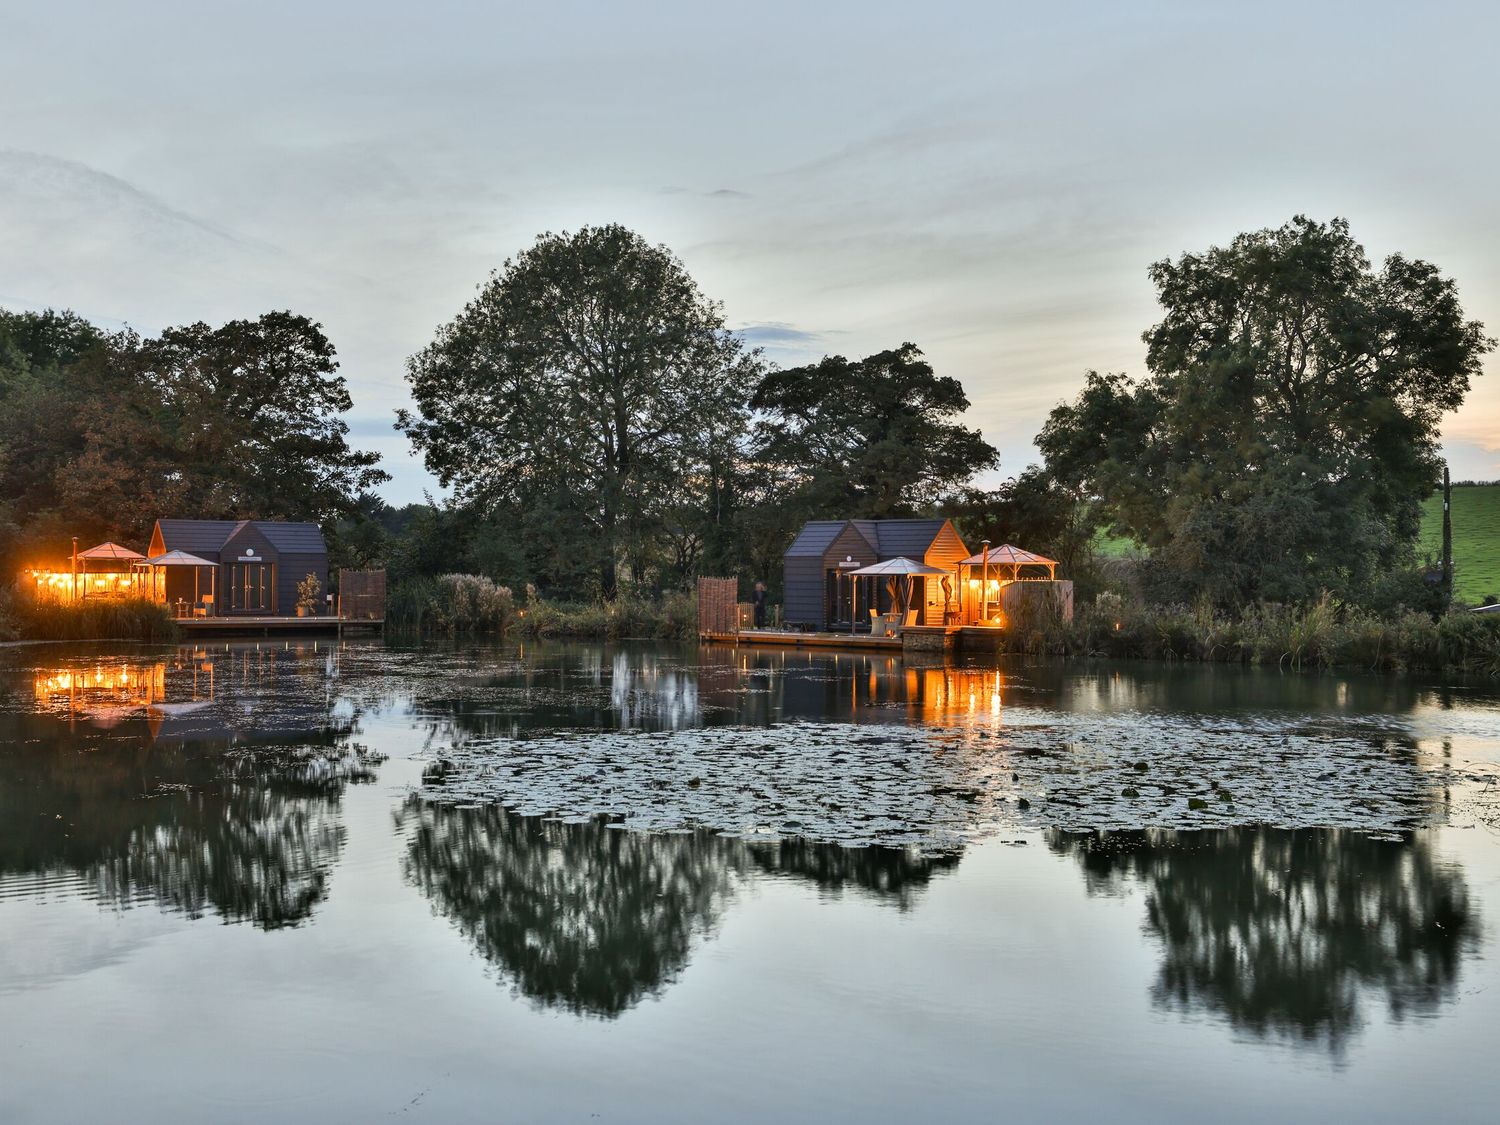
384, 574, 1500, 679
387, 574, 698, 641
0, 592, 178, 643
4, 219, 1497, 674
3, 576, 1495, 680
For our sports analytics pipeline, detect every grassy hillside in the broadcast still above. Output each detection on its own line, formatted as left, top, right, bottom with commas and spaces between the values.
1419, 483, 1500, 605
1088, 482, 1500, 605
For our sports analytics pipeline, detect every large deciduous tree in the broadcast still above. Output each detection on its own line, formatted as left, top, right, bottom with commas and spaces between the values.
0, 307, 387, 568
398, 225, 761, 597
58, 311, 387, 535
1038, 216, 1492, 605
750, 343, 998, 521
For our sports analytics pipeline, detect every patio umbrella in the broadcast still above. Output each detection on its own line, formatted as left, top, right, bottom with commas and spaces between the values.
139, 550, 220, 613
849, 557, 950, 618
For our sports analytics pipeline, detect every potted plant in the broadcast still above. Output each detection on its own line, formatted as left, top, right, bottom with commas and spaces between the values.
296, 572, 322, 617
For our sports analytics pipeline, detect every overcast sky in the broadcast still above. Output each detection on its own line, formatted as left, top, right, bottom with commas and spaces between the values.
3, 0, 1497, 503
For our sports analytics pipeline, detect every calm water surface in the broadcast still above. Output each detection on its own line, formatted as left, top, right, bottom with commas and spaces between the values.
3, 639, 1500, 1122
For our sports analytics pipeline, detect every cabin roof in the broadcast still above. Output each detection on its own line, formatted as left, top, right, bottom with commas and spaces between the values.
784, 517, 957, 562
155, 519, 240, 553
155, 519, 326, 555
785, 520, 851, 557
869, 518, 950, 558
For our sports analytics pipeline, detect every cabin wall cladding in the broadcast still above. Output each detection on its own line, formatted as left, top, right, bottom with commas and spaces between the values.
339, 569, 387, 620
697, 577, 740, 635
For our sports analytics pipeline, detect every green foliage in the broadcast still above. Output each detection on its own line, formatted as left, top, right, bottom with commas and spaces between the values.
399, 225, 760, 598
6, 595, 178, 641
1417, 483, 1500, 605
946, 466, 1100, 595
296, 572, 323, 613
1039, 216, 1493, 607
991, 593, 1500, 677
751, 342, 998, 535
514, 591, 698, 641
388, 574, 517, 635
0, 307, 387, 574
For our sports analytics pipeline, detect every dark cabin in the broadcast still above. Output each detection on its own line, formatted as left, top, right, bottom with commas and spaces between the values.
149, 519, 329, 616
782, 518, 969, 630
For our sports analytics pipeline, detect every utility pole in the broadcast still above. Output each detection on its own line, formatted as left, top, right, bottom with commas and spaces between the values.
1441, 464, 1453, 603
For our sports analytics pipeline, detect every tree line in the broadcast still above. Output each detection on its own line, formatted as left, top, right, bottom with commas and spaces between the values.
1, 214, 1489, 612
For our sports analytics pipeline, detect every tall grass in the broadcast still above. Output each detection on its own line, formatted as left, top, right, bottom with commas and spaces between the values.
515, 591, 697, 641
996, 593, 1500, 677
3, 592, 178, 642
385, 575, 698, 640
388, 574, 517, 634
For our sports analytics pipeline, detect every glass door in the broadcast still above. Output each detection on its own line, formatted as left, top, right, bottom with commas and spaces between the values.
230, 563, 273, 613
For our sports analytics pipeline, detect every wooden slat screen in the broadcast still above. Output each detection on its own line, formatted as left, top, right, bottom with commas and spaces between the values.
339, 568, 387, 621
697, 577, 740, 635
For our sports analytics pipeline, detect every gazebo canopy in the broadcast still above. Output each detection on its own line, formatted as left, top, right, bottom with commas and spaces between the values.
140, 550, 218, 567
848, 556, 950, 577
78, 541, 144, 562
960, 544, 1057, 568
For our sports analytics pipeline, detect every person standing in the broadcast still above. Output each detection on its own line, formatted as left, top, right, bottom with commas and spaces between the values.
752, 580, 768, 628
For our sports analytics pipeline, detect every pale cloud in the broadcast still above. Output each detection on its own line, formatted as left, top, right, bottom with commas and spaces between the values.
2, 0, 1497, 501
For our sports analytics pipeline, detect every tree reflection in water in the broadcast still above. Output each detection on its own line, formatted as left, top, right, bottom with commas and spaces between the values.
399, 799, 742, 1017
399, 795, 963, 1017
1048, 828, 1480, 1053
0, 643, 380, 930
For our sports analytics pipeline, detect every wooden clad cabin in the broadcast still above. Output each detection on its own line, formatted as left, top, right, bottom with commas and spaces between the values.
148, 519, 329, 616
783, 518, 969, 630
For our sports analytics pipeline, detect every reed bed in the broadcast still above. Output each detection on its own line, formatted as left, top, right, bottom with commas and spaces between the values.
387, 575, 696, 640
1, 592, 179, 642
996, 592, 1500, 677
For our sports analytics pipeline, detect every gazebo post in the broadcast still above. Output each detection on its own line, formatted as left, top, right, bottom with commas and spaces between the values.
980, 539, 990, 624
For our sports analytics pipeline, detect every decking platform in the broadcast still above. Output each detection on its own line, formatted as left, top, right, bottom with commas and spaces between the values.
176, 616, 384, 635
701, 624, 1005, 654
707, 628, 904, 651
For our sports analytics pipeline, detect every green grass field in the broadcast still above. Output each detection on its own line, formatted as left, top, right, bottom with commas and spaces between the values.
1419, 483, 1500, 605
1089, 482, 1500, 605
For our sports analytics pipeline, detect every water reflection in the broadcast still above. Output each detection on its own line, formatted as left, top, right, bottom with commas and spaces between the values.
1048, 828, 1480, 1053
0, 643, 377, 929
399, 796, 962, 1017
411, 641, 1480, 741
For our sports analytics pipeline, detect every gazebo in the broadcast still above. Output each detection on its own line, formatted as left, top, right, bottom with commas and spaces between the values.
960, 543, 1058, 625
848, 556, 953, 635
136, 550, 219, 617
75, 541, 145, 600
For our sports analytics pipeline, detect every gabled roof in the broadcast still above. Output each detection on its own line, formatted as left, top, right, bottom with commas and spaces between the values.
251, 521, 326, 554
786, 517, 957, 561
155, 519, 239, 554
869, 519, 950, 558
785, 521, 851, 558
154, 519, 326, 556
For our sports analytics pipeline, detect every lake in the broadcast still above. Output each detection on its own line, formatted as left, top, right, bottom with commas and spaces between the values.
3, 639, 1500, 1122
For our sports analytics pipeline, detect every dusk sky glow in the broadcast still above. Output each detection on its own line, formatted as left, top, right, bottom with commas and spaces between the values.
4, 0, 1498, 502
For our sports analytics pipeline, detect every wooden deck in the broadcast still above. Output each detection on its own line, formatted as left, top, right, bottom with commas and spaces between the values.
176, 615, 384, 635
701, 623, 1005, 654
703, 628, 903, 650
